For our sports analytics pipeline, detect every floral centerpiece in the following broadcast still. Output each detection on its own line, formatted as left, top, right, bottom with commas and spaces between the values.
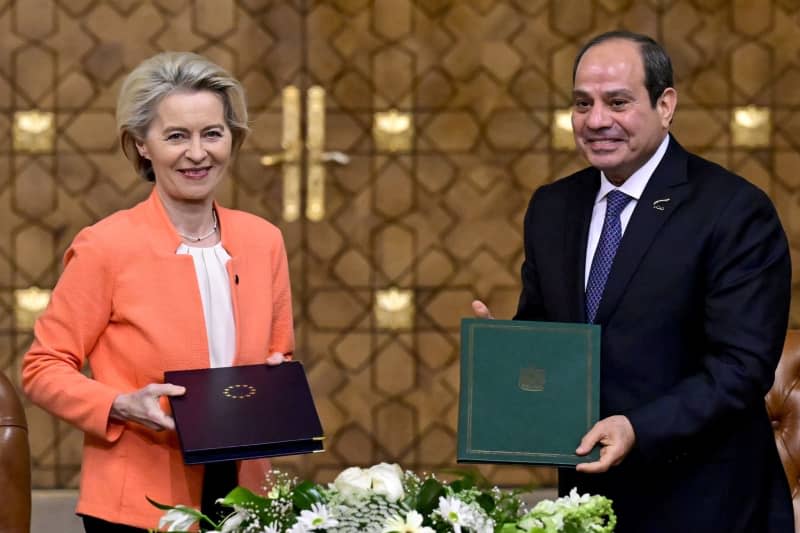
150, 463, 616, 533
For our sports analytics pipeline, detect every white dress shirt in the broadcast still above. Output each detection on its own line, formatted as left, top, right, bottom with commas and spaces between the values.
177, 242, 236, 368
584, 135, 670, 288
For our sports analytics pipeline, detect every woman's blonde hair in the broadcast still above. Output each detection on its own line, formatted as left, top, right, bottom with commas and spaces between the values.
116, 52, 248, 181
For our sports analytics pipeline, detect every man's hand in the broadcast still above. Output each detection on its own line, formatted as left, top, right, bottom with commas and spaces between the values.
265, 352, 288, 366
575, 415, 636, 473
110, 383, 185, 431
471, 300, 495, 319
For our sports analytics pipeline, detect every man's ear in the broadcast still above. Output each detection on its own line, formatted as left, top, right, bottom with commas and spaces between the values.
658, 87, 677, 128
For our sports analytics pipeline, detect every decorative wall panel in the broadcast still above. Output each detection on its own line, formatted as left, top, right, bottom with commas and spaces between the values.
1, 0, 799, 494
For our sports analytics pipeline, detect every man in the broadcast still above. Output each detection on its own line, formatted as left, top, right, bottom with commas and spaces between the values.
473, 31, 793, 532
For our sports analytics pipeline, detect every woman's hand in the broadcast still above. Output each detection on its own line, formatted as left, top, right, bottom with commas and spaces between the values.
265, 352, 288, 366
110, 383, 186, 431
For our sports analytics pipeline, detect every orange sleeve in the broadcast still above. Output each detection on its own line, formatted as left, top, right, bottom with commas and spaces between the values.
268, 229, 294, 358
21, 228, 124, 442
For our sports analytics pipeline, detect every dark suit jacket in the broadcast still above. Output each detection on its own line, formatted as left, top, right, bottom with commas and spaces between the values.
514, 136, 793, 533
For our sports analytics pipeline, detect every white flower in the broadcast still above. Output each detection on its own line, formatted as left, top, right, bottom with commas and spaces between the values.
518, 515, 544, 531
382, 510, 435, 533
435, 496, 472, 533
287, 521, 310, 533
261, 522, 281, 533
220, 510, 247, 532
333, 466, 372, 498
297, 502, 339, 530
157, 505, 199, 532
563, 487, 591, 507
368, 463, 405, 502
465, 504, 495, 533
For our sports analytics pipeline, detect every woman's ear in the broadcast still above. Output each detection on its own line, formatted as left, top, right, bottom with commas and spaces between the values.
135, 139, 150, 160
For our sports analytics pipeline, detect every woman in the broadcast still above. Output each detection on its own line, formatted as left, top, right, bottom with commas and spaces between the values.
22, 52, 294, 532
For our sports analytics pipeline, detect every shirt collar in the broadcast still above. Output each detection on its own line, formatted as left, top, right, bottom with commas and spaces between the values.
595, 134, 670, 204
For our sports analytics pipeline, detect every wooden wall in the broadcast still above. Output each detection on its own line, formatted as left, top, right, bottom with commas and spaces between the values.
2, 0, 799, 489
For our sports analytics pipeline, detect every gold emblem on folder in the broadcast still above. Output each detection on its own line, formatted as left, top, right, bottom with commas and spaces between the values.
519, 367, 546, 392
223, 384, 257, 399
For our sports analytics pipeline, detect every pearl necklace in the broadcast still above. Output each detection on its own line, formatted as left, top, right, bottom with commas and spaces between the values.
178, 210, 217, 242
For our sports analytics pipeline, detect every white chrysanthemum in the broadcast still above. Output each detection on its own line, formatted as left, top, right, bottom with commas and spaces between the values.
457, 501, 494, 533
435, 496, 472, 533
518, 515, 545, 531
533, 499, 558, 514
298, 502, 339, 530
288, 520, 311, 533
157, 505, 198, 532
563, 487, 591, 507
382, 510, 435, 533
218, 509, 247, 532
262, 521, 282, 533
326, 491, 406, 533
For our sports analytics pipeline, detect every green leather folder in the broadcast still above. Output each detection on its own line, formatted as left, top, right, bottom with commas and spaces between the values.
458, 318, 600, 466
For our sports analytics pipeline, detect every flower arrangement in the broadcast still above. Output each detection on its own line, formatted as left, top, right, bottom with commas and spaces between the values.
151, 463, 616, 533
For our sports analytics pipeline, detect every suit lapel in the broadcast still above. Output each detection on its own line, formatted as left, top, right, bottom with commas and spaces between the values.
564, 171, 600, 322
593, 137, 692, 324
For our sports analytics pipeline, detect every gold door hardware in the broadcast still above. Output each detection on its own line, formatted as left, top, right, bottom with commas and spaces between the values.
375, 287, 414, 330
731, 106, 771, 148
13, 110, 55, 153
551, 109, 575, 150
260, 85, 350, 222
373, 109, 413, 152
305, 86, 350, 221
260, 86, 302, 221
15, 286, 51, 329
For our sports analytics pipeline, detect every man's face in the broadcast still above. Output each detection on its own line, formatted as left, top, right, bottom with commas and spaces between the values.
571, 39, 676, 184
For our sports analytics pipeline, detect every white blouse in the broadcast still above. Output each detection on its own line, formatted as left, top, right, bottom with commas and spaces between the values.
176, 242, 236, 368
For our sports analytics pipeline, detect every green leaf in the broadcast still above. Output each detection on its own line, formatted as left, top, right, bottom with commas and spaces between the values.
450, 475, 475, 493
146, 496, 176, 511
146, 497, 216, 531
292, 480, 325, 511
217, 486, 268, 508
438, 467, 487, 489
498, 523, 521, 533
476, 492, 495, 513
415, 478, 445, 516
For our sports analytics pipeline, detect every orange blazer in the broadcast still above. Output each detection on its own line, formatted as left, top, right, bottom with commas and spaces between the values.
22, 190, 294, 528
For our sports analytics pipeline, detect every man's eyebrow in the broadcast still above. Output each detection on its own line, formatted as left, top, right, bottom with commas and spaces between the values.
603, 89, 635, 98
571, 88, 635, 99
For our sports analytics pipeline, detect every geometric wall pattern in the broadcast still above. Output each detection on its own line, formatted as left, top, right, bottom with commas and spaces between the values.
2, 0, 800, 491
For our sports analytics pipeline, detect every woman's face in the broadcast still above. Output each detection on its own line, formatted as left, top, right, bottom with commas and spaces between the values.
135, 90, 232, 206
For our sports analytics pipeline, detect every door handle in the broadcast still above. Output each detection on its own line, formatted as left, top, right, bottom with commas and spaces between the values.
260, 86, 302, 222
318, 151, 351, 165
261, 86, 348, 222
305, 86, 349, 221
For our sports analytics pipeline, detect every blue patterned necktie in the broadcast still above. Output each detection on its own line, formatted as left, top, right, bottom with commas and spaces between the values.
585, 190, 633, 323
